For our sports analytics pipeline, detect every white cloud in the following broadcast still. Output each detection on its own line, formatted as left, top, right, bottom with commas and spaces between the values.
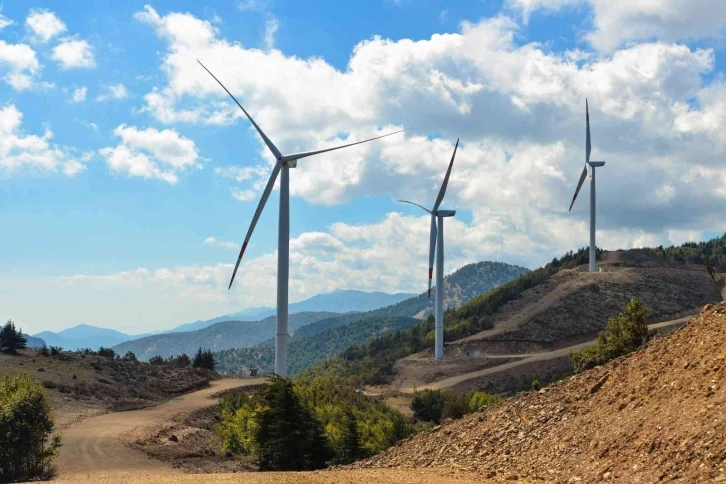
264, 15, 279, 49
52, 38, 95, 69
0, 13, 13, 30
25, 9, 66, 43
71, 86, 87, 102
87, 122, 98, 130
98, 125, 200, 184
204, 236, 239, 249
0, 104, 87, 176
96, 83, 129, 101
0, 40, 41, 90
236, 0, 270, 12
508, 0, 726, 51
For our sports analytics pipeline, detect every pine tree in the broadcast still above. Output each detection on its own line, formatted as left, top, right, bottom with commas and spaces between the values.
337, 409, 362, 464
0, 320, 27, 354
192, 347, 204, 368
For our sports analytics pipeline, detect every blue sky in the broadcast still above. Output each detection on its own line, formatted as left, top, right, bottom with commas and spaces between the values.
2, 0, 726, 334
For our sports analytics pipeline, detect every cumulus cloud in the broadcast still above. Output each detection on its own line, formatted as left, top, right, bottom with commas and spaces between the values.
96, 83, 129, 101
0, 40, 41, 90
71, 86, 87, 102
508, 0, 726, 51
0, 104, 87, 176
129, 5, 726, 274
98, 125, 200, 184
25, 9, 66, 43
52, 38, 95, 69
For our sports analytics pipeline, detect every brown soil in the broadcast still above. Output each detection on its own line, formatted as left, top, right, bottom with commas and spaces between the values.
53, 468, 516, 483
352, 303, 726, 483
0, 349, 215, 429
56, 378, 265, 479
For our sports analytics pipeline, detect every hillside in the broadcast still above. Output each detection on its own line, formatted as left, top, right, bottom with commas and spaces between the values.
0, 348, 216, 429
309, 238, 725, 389
113, 312, 336, 361
214, 261, 529, 374
168, 289, 416, 333
353, 302, 726, 483
34, 324, 132, 351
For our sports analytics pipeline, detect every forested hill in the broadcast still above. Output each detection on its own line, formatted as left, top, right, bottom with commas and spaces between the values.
215, 261, 530, 374
112, 312, 336, 361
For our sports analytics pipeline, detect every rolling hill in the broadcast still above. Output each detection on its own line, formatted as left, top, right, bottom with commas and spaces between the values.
214, 261, 531, 374
112, 312, 337, 361
166, 289, 416, 333
309, 236, 726, 390
33, 324, 132, 351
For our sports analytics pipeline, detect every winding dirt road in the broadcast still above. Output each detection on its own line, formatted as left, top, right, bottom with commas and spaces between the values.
401, 315, 693, 392
56, 378, 265, 480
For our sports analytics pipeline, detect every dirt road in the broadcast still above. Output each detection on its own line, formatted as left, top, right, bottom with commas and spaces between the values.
56, 378, 265, 480
401, 315, 692, 392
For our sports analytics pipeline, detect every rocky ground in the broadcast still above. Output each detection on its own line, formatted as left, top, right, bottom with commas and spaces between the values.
352, 303, 726, 483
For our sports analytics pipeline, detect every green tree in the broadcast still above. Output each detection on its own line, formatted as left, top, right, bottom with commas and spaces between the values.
149, 355, 165, 365
570, 298, 651, 372
254, 376, 331, 470
123, 350, 137, 362
0, 373, 62, 482
410, 389, 445, 423
0, 320, 27, 354
97, 347, 116, 358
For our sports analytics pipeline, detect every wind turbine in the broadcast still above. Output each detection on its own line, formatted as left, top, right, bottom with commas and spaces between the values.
568, 100, 605, 273
198, 61, 405, 376
400, 138, 459, 359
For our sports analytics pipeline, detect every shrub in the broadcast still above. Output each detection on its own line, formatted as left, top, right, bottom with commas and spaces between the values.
441, 392, 471, 421
149, 355, 165, 366
123, 351, 137, 362
531, 380, 542, 391
469, 391, 502, 412
38, 346, 50, 357
0, 320, 27, 354
570, 298, 651, 372
97, 347, 116, 359
49, 346, 62, 357
0, 373, 62, 482
410, 389, 445, 423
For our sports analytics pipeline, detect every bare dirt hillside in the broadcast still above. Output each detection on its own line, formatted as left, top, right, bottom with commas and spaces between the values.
353, 303, 726, 483
0, 349, 215, 428
391, 250, 721, 393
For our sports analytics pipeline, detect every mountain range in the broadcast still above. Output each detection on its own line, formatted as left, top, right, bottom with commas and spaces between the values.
33, 324, 133, 351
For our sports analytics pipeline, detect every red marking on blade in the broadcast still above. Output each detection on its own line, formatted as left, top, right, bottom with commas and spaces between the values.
428, 267, 433, 279
239, 241, 248, 258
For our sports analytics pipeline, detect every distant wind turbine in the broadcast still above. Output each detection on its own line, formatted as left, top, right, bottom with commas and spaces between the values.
400, 138, 459, 359
568, 100, 605, 272
198, 60, 406, 376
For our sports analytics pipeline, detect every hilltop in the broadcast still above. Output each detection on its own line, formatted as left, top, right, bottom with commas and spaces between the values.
214, 261, 530, 374
34, 324, 132, 351
353, 302, 726, 483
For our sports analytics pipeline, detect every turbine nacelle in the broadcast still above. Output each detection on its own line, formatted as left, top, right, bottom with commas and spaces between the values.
588, 161, 605, 168
435, 209, 456, 217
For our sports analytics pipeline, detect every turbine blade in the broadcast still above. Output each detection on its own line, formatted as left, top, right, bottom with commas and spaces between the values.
433, 138, 459, 211
228, 163, 282, 289
568, 165, 588, 212
398, 200, 431, 214
283, 128, 407, 162
428, 214, 437, 299
197, 60, 282, 160
586, 99, 591, 164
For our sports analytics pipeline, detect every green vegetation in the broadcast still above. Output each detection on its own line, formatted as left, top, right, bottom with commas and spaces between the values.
306, 248, 595, 386
214, 261, 530, 375
570, 298, 651, 372
0, 320, 28, 354
629, 236, 726, 269
218, 375, 410, 469
410, 388, 502, 424
0, 373, 62, 482
192, 347, 216, 370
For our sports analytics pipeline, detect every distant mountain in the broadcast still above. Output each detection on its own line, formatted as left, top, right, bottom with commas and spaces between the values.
215, 261, 531, 374
33, 324, 132, 351
167, 289, 416, 333
22, 333, 46, 349
112, 311, 337, 361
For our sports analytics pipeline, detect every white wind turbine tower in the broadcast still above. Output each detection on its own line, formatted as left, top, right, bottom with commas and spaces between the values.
198, 61, 405, 376
400, 139, 459, 359
569, 100, 605, 272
